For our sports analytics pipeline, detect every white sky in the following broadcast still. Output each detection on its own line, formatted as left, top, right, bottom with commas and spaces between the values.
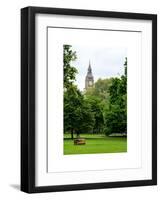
71, 45, 127, 91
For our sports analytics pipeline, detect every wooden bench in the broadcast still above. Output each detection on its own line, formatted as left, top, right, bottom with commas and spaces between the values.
74, 138, 86, 145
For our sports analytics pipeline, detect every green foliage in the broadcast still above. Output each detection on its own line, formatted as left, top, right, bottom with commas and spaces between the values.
64, 85, 82, 132
64, 85, 95, 138
84, 64, 127, 136
85, 78, 112, 101
76, 100, 95, 134
104, 107, 127, 135
104, 57, 127, 135
63, 45, 77, 89
85, 96, 104, 133
63, 44, 95, 138
63, 44, 127, 138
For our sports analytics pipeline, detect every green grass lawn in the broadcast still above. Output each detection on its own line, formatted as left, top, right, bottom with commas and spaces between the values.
64, 134, 127, 155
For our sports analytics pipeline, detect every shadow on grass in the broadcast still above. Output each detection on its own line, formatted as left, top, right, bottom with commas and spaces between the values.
64, 136, 127, 140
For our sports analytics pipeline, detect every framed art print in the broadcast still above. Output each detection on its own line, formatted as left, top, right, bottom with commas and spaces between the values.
21, 6, 157, 193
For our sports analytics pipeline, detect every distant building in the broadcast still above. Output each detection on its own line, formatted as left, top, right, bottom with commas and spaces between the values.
85, 61, 94, 89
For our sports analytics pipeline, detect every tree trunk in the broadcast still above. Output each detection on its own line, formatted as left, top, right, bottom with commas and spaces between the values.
76, 131, 80, 138
71, 128, 74, 140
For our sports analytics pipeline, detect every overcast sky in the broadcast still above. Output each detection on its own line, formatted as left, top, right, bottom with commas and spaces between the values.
71, 45, 127, 91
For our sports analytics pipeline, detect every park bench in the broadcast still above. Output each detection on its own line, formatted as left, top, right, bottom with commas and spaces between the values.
74, 138, 86, 145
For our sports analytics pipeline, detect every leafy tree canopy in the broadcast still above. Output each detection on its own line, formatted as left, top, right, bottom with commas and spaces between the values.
63, 45, 77, 89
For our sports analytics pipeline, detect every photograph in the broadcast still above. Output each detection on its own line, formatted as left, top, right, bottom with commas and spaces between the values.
21, 6, 157, 193
63, 44, 127, 155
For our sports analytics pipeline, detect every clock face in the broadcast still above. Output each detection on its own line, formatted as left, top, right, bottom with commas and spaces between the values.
88, 81, 93, 86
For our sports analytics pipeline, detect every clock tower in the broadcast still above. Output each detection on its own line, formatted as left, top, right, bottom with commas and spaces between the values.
85, 61, 94, 89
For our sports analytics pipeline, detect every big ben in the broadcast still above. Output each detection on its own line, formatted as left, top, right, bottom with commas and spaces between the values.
85, 61, 94, 89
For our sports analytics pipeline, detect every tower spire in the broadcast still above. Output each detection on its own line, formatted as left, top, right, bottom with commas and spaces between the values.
85, 60, 94, 89
88, 60, 92, 73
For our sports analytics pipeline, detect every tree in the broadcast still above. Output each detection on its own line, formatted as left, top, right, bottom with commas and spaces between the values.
85, 96, 104, 133
104, 105, 127, 135
85, 78, 113, 129
64, 85, 82, 139
63, 45, 78, 139
63, 44, 127, 138
64, 85, 95, 139
63, 45, 77, 89
63, 45, 96, 139
74, 99, 95, 137
85, 78, 112, 101
104, 57, 127, 135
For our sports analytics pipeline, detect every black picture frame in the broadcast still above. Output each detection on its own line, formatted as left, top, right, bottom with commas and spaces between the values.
21, 6, 157, 193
